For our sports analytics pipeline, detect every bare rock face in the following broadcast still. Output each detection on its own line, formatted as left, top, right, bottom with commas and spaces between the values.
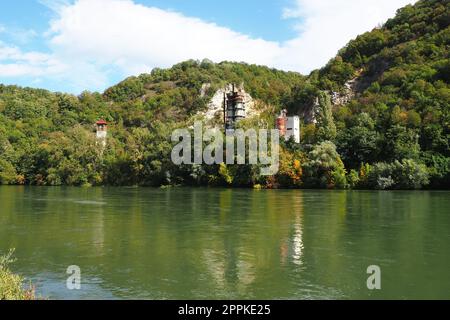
297, 99, 318, 124
330, 69, 362, 106
298, 76, 359, 124
331, 79, 357, 106
201, 84, 256, 123
292, 97, 318, 125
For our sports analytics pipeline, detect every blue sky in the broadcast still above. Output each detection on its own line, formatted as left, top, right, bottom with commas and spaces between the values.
0, 0, 297, 43
133, 0, 298, 41
0, 0, 415, 94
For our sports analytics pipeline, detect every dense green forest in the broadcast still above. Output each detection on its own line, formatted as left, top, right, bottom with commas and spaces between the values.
0, 0, 448, 189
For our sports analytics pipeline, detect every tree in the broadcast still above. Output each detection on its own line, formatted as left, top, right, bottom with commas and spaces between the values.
273, 147, 304, 188
383, 125, 421, 161
0, 159, 17, 185
303, 141, 347, 189
367, 159, 429, 190
315, 91, 337, 142
337, 113, 381, 169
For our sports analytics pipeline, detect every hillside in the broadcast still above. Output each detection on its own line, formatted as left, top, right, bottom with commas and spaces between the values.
0, 62, 304, 186
0, 0, 448, 189
287, 0, 449, 187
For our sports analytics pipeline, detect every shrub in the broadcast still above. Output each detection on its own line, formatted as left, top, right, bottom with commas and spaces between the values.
367, 159, 430, 190
0, 249, 36, 300
303, 141, 347, 189
395, 159, 430, 189
274, 148, 303, 188
0, 159, 17, 185
423, 153, 450, 188
218, 163, 233, 185
347, 169, 360, 188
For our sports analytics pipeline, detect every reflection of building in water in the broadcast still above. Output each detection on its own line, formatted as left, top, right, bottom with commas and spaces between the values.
92, 207, 105, 254
202, 249, 226, 291
279, 192, 304, 266
219, 189, 232, 223
201, 190, 257, 295
86, 190, 106, 254
201, 248, 256, 295
292, 214, 304, 266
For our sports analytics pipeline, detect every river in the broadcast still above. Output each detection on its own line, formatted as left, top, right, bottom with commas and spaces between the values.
0, 186, 449, 299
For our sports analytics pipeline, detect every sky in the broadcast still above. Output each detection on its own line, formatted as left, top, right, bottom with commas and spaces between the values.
0, 0, 416, 94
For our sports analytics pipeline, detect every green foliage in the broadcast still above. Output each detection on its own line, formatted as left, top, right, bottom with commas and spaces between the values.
358, 163, 373, 189
315, 91, 337, 142
272, 147, 304, 188
0, 159, 17, 184
0, 0, 448, 190
303, 141, 347, 189
367, 159, 430, 190
421, 152, 450, 188
384, 125, 421, 161
218, 163, 233, 185
0, 61, 303, 187
0, 249, 36, 300
104, 77, 145, 103
292, 0, 448, 190
320, 56, 356, 89
347, 169, 360, 188
337, 113, 381, 169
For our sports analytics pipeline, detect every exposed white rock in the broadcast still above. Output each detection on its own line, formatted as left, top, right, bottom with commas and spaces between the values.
331, 81, 356, 106
330, 69, 362, 106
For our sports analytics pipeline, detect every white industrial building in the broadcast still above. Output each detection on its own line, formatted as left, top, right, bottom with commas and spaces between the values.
276, 110, 300, 143
286, 116, 300, 144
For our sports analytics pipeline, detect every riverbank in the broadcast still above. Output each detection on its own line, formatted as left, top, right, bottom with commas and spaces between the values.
0, 250, 36, 300
0, 182, 448, 191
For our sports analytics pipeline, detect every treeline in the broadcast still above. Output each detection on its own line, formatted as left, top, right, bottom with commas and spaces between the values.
0, 62, 304, 187
0, 0, 448, 189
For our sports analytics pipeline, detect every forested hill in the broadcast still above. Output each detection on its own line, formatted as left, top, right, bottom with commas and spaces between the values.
0, 63, 305, 186
0, 0, 449, 189
286, 0, 449, 187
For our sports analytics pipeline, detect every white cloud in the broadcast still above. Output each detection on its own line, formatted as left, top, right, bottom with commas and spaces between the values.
1, 0, 417, 92
46, 0, 282, 75
10, 29, 38, 45
38, 0, 71, 13
0, 42, 67, 77
277, 0, 416, 72
0, 23, 39, 45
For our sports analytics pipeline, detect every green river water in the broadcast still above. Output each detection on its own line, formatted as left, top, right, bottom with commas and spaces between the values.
0, 186, 449, 299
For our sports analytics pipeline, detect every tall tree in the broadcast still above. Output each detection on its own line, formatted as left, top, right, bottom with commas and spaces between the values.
315, 91, 337, 142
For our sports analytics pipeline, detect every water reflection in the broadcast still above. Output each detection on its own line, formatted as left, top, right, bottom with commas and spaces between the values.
292, 214, 304, 266
0, 187, 449, 299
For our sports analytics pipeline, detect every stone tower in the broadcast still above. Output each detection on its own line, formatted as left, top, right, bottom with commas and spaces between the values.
96, 120, 107, 147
